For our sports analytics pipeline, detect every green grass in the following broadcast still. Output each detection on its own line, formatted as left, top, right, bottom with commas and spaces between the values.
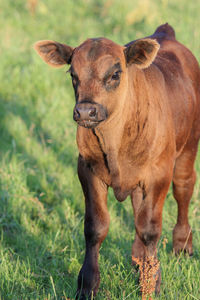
0, 0, 200, 299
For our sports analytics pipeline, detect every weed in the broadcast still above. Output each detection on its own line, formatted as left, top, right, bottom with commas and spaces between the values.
132, 256, 160, 300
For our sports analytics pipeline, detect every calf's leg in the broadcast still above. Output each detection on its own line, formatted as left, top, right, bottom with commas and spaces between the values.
131, 186, 146, 262
131, 173, 172, 295
172, 141, 199, 255
76, 156, 109, 300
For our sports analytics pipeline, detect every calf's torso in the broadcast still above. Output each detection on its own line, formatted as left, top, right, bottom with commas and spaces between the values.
76, 38, 200, 201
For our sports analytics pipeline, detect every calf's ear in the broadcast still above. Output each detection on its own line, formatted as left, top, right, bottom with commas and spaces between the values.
124, 38, 160, 69
34, 40, 74, 67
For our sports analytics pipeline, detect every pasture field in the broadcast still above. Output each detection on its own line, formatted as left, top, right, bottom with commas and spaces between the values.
0, 0, 200, 299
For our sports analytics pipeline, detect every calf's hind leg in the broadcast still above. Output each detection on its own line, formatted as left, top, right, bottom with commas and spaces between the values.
172, 141, 199, 255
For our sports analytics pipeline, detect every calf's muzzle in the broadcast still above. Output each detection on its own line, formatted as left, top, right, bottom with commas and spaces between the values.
73, 102, 107, 128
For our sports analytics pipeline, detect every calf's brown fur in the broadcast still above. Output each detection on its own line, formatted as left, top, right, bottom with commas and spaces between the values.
34, 24, 200, 298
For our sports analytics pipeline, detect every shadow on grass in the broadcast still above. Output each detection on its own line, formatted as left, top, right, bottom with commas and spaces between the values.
0, 93, 80, 297
0, 185, 79, 299
0, 93, 79, 204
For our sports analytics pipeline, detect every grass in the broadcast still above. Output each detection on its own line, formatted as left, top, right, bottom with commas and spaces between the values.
0, 0, 200, 299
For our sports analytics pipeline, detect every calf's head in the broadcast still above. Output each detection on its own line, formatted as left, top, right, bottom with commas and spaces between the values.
34, 37, 159, 128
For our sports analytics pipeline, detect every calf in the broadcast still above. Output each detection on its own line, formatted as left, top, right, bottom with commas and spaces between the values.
34, 23, 200, 298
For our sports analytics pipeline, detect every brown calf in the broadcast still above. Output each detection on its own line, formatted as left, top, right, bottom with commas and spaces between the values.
34, 23, 200, 298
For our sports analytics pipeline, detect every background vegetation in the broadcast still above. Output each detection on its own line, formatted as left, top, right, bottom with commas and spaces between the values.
0, 0, 199, 299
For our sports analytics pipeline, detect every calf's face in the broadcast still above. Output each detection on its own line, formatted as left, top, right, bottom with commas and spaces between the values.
70, 38, 128, 128
34, 37, 159, 128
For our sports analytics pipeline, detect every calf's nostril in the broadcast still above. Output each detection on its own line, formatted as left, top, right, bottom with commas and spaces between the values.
88, 107, 97, 118
74, 108, 80, 120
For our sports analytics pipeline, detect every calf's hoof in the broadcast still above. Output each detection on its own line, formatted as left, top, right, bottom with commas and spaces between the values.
173, 224, 193, 256
75, 291, 92, 300
76, 265, 100, 300
173, 247, 193, 256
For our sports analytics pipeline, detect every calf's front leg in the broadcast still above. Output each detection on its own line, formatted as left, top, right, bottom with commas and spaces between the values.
76, 156, 109, 300
131, 173, 172, 295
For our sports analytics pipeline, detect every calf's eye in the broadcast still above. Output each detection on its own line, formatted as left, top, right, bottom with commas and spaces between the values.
111, 70, 121, 80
